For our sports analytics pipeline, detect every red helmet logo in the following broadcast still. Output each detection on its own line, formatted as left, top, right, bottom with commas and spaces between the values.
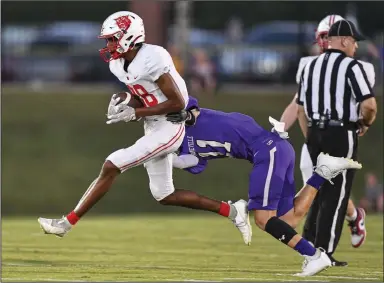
115, 16, 131, 30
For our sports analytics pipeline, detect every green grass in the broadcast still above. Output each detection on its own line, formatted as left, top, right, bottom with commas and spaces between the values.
2, 215, 383, 282
2, 93, 382, 214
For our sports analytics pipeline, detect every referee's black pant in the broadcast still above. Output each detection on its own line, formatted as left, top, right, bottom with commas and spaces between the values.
302, 124, 358, 256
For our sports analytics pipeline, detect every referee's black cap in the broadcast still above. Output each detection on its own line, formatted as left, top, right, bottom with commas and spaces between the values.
328, 20, 365, 41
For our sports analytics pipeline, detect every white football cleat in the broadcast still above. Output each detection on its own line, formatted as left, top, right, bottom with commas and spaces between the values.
229, 199, 252, 246
38, 217, 72, 238
294, 248, 332, 277
315, 153, 362, 184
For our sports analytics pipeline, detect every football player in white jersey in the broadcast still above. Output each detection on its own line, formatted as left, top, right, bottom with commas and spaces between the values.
37, 11, 252, 244
280, 14, 374, 265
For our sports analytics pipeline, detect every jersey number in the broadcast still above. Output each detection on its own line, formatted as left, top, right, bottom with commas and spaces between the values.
196, 140, 232, 157
127, 84, 158, 107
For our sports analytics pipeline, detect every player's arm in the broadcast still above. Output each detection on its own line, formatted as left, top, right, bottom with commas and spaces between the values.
280, 57, 310, 132
135, 73, 185, 118
172, 153, 199, 169
296, 70, 308, 139
297, 105, 308, 139
172, 153, 208, 174
280, 94, 299, 131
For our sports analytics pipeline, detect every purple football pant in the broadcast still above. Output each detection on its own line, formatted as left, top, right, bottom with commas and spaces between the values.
248, 137, 296, 217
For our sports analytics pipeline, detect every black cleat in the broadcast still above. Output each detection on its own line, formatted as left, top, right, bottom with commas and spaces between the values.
328, 254, 348, 267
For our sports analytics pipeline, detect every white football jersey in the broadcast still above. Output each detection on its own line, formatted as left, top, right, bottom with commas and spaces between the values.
109, 44, 189, 113
296, 56, 375, 87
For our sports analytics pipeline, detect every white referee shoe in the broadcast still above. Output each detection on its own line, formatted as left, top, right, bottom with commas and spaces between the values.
315, 152, 362, 183
229, 199, 252, 246
38, 216, 72, 238
294, 248, 332, 277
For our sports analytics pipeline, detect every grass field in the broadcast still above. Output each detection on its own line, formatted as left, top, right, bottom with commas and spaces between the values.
2, 215, 383, 282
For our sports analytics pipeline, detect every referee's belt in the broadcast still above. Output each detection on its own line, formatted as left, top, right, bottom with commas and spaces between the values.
308, 119, 358, 129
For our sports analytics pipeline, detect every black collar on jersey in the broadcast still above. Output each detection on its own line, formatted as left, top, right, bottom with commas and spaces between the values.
326, 49, 347, 56
123, 44, 144, 73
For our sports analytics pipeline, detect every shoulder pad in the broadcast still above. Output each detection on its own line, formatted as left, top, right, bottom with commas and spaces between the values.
143, 45, 171, 81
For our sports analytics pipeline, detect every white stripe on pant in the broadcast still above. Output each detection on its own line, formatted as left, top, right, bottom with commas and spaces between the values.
327, 130, 354, 253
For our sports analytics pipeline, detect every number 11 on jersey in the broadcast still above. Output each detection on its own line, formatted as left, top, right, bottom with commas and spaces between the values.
196, 140, 232, 157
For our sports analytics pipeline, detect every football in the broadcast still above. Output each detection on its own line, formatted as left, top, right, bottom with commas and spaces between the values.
115, 92, 144, 108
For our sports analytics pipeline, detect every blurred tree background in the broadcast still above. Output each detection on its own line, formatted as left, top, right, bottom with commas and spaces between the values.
2, 1, 384, 37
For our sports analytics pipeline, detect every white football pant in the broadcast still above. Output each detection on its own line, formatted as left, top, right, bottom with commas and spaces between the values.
107, 118, 185, 201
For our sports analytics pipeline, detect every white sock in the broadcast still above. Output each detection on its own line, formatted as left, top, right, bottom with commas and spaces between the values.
63, 217, 73, 227
314, 248, 321, 259
346, 209, 357, 222
228, 204, 238, 220
306, 248, 321, 259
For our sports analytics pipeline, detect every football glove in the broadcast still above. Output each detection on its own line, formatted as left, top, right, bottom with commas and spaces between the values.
269, 116, 289, 139
166, 109, 196, 126
107, 93, 129, 116
106, 106, 136, 124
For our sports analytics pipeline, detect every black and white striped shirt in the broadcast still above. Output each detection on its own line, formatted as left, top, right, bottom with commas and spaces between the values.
297, 49, 374, 122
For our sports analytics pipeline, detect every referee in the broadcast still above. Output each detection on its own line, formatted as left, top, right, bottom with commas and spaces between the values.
296, 20, 377, 264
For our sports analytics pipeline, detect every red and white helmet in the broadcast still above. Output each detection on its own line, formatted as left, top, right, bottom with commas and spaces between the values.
98, 11, 145, 62
316, 15, 344, 51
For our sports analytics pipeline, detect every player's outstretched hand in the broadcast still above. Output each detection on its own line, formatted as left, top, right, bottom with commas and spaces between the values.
269, 117, 289, 139
106, 106, 136, 124
166, 110, 189, 124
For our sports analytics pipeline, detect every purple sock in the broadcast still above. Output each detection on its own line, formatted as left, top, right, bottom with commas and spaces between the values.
294, 238, 316, 256
306, 172, 326, 190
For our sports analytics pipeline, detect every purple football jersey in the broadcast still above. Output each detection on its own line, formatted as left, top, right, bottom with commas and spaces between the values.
178, 107, 297, 215
179, 108, 278, 174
